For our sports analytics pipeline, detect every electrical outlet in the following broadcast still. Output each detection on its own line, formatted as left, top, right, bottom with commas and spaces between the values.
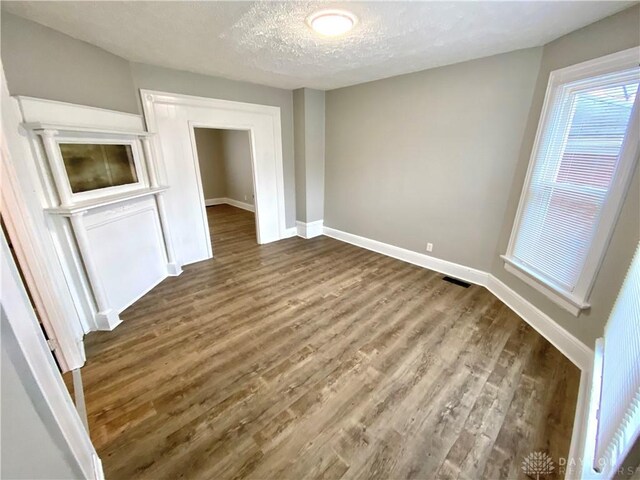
244, 195, 248, 201
426, 243, 433, 252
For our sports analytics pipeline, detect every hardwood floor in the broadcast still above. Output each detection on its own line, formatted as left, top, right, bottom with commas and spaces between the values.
82, 205, 580, 480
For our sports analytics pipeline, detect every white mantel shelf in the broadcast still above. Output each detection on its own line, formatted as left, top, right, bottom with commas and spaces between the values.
45, 186, 169, 216
22, 121, 151, 137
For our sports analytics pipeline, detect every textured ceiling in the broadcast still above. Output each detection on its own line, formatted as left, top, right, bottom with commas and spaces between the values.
2, 1, 635, 90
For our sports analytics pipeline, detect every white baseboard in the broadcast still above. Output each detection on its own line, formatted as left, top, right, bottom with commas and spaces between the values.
572, 367, 596, 480
114, 271, 167, 318
321, 225, 593, 370
297, 220, 324, 239
166, 262, 183, 276
225, 198, 255, 212
485, 276, 593, 371
205, 198, 295, 241
322, 226, 489, 286
322, 225, 594, 476
282, 227, 297, 239
205, 198, 255, 212
94, 309, 121, 331
204, 198, 226, 206
92, 452, 105, 480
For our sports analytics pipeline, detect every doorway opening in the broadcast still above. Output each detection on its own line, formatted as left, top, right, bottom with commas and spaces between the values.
193, 127, 257, 255
142, 90, 287, 266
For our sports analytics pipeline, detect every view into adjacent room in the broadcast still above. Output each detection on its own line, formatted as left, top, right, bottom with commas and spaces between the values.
193, 128, 257, 249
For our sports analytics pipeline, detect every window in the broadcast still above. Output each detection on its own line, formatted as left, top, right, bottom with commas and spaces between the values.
503, 48, 639, 315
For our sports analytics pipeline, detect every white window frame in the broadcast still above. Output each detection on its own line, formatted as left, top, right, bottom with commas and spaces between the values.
502, 47, 640, 316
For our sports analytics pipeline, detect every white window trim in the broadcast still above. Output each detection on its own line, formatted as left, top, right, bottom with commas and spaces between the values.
503, 46, 640, 316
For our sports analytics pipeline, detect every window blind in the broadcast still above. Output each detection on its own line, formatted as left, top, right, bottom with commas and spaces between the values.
511, 70, 638, 293
595, 242, 640, 476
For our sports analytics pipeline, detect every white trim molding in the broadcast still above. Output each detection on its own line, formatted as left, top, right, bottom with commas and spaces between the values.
321, 225, 594, 480
2, 87, 86, 369
226, 198, 255, 213
17, 95, 144, 132
490, 272, 593, 480
582, 339, 604, 480
205, 197, 255, 212
297, 220, 324, 239
502, 46, 640, 317
1, 228, 103, 480
24, 125, 151, 206
501, 257, 589, 316
568, 368, 594, 480
321, 225, 593, 370
140, 90, 287, 266
283, 227, 297, 239
485, 275, 593, 371
323, 226, 489, 286
14, 95, 180, 333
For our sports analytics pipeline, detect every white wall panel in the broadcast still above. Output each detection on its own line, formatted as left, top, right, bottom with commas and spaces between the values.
141, 90, 287, 266
85, 197, 166, 313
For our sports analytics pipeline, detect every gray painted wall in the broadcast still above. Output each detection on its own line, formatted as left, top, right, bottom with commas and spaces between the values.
194, 128, 227, 199
324, 5, 639, 347
491, 5, 640, 346
222, 130, 254, 205
0, 12, 296, 228
325, 47, 543, 271
195, 128, 254, 205
130, 63, 294, 226
293, 89, 307, 221
3, 6, 638, 347
304, 89, 325, 223
1, 12, 138, 114
1, 318, 82, 479
294, 88, 326, 223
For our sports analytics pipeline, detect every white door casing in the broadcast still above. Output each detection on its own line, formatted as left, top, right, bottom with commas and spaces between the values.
1, 69, 86, 370
0, 227, 103, 479
140, 90, 287, 266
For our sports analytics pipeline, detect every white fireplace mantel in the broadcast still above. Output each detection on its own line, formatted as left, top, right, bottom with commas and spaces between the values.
45, 186, 169, 216
17, 95, 182, 333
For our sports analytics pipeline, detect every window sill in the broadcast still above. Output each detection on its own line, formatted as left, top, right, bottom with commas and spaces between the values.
500, 255, 591, 316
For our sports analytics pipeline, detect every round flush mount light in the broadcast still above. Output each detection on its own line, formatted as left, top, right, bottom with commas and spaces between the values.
306, 9, 357, 37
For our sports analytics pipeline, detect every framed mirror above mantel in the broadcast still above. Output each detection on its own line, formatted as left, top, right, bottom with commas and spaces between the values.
23, 123, 154, 205
17, 97, 182, 333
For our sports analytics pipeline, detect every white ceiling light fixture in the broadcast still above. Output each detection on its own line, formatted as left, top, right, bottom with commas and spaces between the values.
306, 9, 357, 37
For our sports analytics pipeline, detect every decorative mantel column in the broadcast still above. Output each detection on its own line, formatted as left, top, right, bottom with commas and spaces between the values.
140, 135, 181, 276
26, 117, 178, 333
68, 212, 121, 331
39, 129, 73, 207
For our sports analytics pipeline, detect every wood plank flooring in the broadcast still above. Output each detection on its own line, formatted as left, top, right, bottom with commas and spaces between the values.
82, 205, 580, 480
